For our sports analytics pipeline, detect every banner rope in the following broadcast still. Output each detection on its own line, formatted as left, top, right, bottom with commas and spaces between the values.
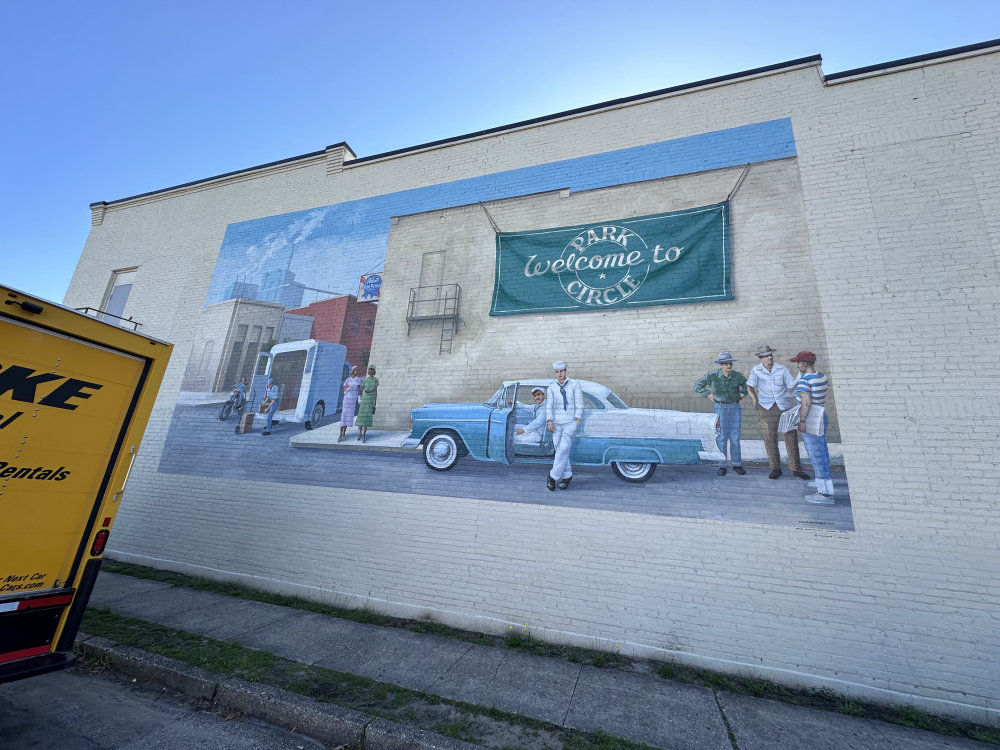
479, 202, 501, 234
727, 163, 752, 202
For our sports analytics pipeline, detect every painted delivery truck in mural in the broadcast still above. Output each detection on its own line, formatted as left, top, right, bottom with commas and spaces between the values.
252, 339, 348, 430
0, 285, 172, 683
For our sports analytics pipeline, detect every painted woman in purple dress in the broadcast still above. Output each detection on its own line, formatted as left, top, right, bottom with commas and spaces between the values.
338, 365, 364, 442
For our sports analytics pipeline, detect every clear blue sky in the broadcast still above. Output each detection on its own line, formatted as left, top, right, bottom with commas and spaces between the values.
1, 0, 996, 303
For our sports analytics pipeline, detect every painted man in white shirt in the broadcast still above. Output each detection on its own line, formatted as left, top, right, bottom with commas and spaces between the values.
545, 360, 583, 491
746, 343, 810, 481
515, 388, 548, 444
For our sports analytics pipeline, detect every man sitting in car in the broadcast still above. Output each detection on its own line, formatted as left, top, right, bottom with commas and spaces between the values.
515, 388, 548, 444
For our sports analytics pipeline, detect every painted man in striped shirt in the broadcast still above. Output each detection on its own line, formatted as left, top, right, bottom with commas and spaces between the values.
790, 351, 834, 504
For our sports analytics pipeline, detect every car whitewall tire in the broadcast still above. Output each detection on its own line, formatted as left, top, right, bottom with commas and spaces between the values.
611, 461, 657, 483
423, 432, 462, 471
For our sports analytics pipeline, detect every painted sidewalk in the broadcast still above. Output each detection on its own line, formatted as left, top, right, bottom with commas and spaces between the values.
178, 390, 846, 465
287, 419, 846, 466
87, 571, 987, 750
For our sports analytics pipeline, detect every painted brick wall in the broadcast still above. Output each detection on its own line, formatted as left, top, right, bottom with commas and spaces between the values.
373, 158, 834, 437
286, 296, 376, 367
63, 48, 1000, 724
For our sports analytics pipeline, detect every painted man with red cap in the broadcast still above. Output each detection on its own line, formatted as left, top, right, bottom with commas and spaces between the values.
790, 351, 834, 504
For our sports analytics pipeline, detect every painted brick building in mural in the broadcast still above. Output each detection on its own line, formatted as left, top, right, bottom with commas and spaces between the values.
286, 295, 376, 368
65, 40, 1000, 726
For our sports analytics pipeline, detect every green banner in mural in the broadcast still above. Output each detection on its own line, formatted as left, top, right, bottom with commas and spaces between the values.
490, 202, 732, 316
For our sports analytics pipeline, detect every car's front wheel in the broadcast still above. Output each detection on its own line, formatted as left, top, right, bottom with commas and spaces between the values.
423, 431, 462, 471
611, 461, 657, 483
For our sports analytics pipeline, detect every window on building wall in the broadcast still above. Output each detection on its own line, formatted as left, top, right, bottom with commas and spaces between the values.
101, 269, 137, 324
364, 319, 374, 336
221, 324, 249, 390
197, 340, 215, 377
350, 316, 360, 335
239, 325, 263, 379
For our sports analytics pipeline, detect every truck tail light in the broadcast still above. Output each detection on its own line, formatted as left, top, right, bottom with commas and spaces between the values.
90, 530, 109, 556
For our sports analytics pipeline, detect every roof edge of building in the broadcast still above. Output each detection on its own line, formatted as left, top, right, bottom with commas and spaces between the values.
91, 57, 821, 210
824, 38, 1000, 82
346, 55, 821, 167
91, 38, 998, 210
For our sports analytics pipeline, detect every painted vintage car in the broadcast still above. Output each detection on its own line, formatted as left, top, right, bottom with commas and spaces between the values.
402, 379, 724, 483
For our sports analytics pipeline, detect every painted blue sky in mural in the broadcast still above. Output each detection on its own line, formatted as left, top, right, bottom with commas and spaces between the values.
204, 120, 796, 308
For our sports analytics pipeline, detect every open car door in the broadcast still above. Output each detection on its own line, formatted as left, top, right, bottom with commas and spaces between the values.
486, 383, 516, 465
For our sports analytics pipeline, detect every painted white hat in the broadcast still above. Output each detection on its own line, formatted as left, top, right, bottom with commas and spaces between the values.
552, 360, 568, 370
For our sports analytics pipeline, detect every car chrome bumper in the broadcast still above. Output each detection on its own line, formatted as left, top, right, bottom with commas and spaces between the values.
401, 437, 420, 448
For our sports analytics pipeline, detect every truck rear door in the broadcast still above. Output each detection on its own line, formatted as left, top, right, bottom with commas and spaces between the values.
0, 290, 169, 683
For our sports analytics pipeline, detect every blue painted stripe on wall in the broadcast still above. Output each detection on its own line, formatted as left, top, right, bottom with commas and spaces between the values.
206, 119, 795, 306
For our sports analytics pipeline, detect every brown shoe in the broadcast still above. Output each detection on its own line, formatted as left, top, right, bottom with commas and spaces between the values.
768, 469, 782, 479
793, 470, 811, 480
732, 466, 747, 475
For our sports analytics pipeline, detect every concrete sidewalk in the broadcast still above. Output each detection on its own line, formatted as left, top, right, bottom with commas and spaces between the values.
85, 571, 988, 750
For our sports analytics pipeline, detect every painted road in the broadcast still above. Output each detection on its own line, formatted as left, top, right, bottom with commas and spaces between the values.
159, 404, 853, 531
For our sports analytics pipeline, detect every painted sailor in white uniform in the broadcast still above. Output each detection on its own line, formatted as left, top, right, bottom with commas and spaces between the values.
514, 387, 547, 444
545, 361, 583, 490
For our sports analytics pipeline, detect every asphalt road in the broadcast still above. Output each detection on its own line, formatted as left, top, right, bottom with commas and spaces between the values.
159, 404, 854, 531
0, 664, 324, 750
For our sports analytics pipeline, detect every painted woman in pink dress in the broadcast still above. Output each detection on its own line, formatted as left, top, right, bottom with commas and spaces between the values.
338, 365, 364, 442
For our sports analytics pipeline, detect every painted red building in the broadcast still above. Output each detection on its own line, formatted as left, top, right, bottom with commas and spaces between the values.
286, 295, 376, 367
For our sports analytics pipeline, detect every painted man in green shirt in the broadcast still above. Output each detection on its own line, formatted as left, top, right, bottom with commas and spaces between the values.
694, 352, 748, 476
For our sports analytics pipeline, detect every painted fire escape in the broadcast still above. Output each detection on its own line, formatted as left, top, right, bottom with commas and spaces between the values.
405, 284, 461, 354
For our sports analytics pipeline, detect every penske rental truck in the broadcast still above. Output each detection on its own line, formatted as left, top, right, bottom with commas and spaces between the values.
0, 285, 171, 683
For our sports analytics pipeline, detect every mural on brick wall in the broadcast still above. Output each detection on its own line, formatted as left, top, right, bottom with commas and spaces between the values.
162, 118, 853, 531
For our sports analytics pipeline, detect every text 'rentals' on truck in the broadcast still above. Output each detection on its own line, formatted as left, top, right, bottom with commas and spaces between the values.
0, 285, 172, 683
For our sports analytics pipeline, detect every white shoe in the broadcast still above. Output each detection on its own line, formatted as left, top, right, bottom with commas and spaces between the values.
805, 492, 835, 505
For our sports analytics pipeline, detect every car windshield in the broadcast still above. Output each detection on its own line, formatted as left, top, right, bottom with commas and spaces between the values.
606, 391, 628, 409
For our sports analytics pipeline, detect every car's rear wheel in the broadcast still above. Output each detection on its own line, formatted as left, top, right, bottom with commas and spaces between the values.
423, 431, 462, 471
305, 402, 324, 430
611, 461, 657, 483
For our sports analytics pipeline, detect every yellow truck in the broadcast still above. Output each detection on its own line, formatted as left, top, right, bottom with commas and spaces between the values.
0, 285, 171, 683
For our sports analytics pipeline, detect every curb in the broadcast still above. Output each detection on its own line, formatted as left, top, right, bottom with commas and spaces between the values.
76, 632, 480, 750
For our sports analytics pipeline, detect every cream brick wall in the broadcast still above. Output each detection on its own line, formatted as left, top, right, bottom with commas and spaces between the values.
66, 47, 1000, 724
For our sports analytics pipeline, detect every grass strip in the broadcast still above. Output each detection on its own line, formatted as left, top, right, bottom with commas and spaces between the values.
80, 608, 656, 750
